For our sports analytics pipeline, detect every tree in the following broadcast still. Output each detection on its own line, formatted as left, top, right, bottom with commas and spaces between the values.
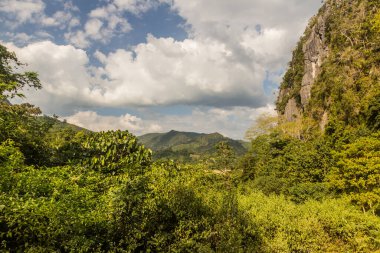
0, 44, 41, 99
214, 141, 236, 172
245, 113, 277, 140
0, 139, 26, 192
0, 103, 52, 166
328, 133, 380, 214
81, 130, 152, 175
0, 44, 47, 165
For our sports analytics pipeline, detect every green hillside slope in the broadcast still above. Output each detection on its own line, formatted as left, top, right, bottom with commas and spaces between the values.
139, 130, 248, 161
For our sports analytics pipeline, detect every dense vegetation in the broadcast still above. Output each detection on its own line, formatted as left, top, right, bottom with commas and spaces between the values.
1, 0, 380, 251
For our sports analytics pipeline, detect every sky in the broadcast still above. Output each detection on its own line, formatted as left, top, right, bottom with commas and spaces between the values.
0, 0, 322, 139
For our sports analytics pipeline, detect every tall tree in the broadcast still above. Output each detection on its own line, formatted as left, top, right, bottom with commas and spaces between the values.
0, 44, 41, 99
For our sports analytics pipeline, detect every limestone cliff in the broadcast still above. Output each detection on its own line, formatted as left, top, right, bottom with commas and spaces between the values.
299, 7, 330, 110
277, 2, 331, 125
277, 0, 380, 132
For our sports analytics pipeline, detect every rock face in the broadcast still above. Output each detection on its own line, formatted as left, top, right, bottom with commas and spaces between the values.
278, 0, 380, 132
300, 10, 330, 108
283, 98, 301, 122
277, 3, 331, 125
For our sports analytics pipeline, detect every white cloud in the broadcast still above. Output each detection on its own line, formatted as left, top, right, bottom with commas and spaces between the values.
168, 0, 321, 74
4, 31, 53, 45
0, 0, 80, 29
64, 0, 160, 48
6, 41, 92, 112
64, 111, 162, 133
85, 19, 104, 37
68, 18, 80, 28
63, 1, 79, 12
43, 10, 80, 29
170, 0, 320, 35
92, 34, 268, 107
113, 0, 158, 15
0, 0, 45, 25
64, 31, 89, 49
66, 3, 132, 48
8, 36, 269, 109
5, 32, 33, 44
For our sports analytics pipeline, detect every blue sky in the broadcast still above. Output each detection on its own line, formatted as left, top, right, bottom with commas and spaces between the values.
0, 0, 322, 139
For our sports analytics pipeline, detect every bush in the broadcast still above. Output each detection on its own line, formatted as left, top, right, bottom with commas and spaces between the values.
238, 188, 380, 252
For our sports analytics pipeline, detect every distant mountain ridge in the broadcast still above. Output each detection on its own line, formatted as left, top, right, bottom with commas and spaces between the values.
138, 130, 248, 161
38, 117, 249, 162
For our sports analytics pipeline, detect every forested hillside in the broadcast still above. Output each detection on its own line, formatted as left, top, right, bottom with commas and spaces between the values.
1, 0, 380, 252
139, 130, 248, 161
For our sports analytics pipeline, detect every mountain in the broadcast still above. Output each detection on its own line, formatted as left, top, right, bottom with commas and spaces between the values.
277, 0, 380, 132
139, 130, 248, 161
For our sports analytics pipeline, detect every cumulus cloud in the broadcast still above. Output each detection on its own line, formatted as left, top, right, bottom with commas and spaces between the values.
65, 1, 136, 48
0, 0, 45, 26
5, 41, 92, 113
41, 10, 80, 29
64, 111, 162, 133
66, 17, 131, 49
91, 34, 269, 107
3, 31, 54, 46
8, 38, 269, 111
170, 0, 320, 36
167, 0, 321, 83
0, 0, 80, 35
4, 32, 33, 44
113, 0, 159, 15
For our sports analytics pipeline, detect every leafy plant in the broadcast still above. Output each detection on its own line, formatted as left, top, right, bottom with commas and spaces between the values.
81, 130, 152, 175
328, 132, 380, 214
